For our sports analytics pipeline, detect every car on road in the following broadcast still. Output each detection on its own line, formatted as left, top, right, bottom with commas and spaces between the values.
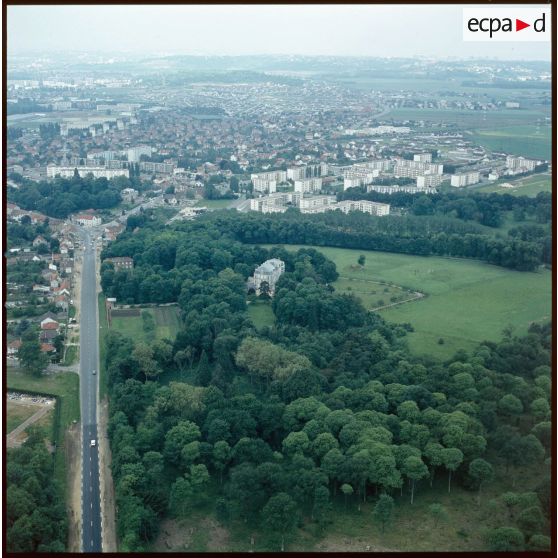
90, 439, 96, 447
92, 369, 96, 375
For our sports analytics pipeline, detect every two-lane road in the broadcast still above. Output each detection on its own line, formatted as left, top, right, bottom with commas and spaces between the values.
78, 230, 103, 552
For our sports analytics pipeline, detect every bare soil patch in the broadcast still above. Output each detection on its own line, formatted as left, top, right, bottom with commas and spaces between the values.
152, 516, 230, 552
314, 535, 398, 552
111, 308, 140, 317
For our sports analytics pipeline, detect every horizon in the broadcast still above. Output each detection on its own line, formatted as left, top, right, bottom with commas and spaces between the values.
8, 4, 551, 61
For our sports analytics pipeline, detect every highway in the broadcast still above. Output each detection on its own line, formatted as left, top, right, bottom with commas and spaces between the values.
78, 229, 103, 553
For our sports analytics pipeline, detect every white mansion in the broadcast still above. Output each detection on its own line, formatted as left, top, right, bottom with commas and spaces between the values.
249, 258, 285, 296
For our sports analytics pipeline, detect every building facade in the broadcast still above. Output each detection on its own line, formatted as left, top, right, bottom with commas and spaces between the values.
251, 259, 285, 296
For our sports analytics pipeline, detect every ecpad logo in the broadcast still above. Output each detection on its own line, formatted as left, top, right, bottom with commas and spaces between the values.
468, 14, 545, 38
463, 8, 550, 42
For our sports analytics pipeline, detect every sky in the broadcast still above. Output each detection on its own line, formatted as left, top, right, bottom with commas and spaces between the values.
8, 4, 551, 61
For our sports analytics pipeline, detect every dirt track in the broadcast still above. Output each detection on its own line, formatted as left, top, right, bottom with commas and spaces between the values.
98, 397, 117, 551
66, 423, 82, 552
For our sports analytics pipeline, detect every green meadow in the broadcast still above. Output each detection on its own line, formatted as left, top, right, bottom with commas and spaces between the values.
260, 244, 551, 360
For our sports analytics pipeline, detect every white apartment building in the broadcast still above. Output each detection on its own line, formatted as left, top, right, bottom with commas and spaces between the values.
287, 163, 328, 181
139, 161, 175, 174
251, 170, 287, 183
294, 177, 323, 193
368, 184, 437, 195
47, 166, 129, 179
252, 178, 277, 194
417, 174, 445, 188
394, 160, 444, 179
250, 197, 286, 213
450, 171, 481, 187
337, 200, 390, 216
414, 153, 433, 163
298, 196, 337, 212
127, 146, 153, 162
505, 156, 537, 173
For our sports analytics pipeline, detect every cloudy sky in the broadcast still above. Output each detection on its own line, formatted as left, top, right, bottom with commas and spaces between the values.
8, 4, 551, 60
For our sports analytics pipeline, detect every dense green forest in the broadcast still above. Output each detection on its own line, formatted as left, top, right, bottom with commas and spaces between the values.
7, 428, 68, 552
8, 174, 131, 218
101, 214, 551, 551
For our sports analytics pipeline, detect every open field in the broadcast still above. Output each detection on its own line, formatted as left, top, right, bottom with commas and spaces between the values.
470, 124, 551, 160
335, 276, 421, 310
7, 367, 80, 496
385, 108, 548, 130
260, 244, 551, 359
246, 300, 275, 329
110, 305, 182, 342
7, 402, 40, 433
472, 173, 552, 197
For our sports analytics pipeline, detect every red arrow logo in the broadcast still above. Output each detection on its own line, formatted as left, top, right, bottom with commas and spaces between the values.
516, 19, 530, 31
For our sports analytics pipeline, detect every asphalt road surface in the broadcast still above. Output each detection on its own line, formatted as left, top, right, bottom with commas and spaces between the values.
78, 230, 103, 552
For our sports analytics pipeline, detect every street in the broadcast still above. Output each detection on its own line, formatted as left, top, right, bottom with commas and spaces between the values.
78, 229, 103, 553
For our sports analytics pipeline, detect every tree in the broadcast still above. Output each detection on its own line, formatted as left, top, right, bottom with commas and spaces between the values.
498, 394, 523, 419
440, 448, 463, 494
501, 492, 520, 520
485, 527, 525, 551
374, 494, 394, 533
528, 534, 551, 551
312, 485, 332, 530
259, 281, 271, 299
428, 503, 448, 527
132, 343, 160, 382
358, 255, 366, 266
340, 483, 353, 511
517, 506, 546, 537
468, 458, 494, 505
18, 334, 49, 377
262, 493, 298, 551
402, 456, 429, 504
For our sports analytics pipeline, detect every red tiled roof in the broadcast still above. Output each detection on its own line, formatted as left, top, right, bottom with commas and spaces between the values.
41, 321, 59, 330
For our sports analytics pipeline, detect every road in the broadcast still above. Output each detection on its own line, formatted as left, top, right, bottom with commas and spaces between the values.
78, 229, 103, 553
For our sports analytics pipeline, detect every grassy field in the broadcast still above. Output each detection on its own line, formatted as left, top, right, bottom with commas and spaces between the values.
471, 124, 551, 160
110, 305, 182, 343
335, 276, 420, 310
260, 244, 551, 359
246, 300, 275, 329
385, 108, 547, 130
7, 367, 80, 495
98, 294, 109, 399
472, 173, 552, 197
6, 402, 40, 433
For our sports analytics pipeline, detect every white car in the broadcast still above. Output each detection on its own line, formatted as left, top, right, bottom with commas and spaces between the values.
92, 370, 96, 375
90, 439, 96, 447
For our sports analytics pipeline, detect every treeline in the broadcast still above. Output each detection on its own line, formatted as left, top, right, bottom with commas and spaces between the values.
7, 99, 51, 115
339, 188, 552, 229
7, 428, 67, 552
102, 217, 550, 551
8, 174, 127, 218
213, 211, 547, 271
